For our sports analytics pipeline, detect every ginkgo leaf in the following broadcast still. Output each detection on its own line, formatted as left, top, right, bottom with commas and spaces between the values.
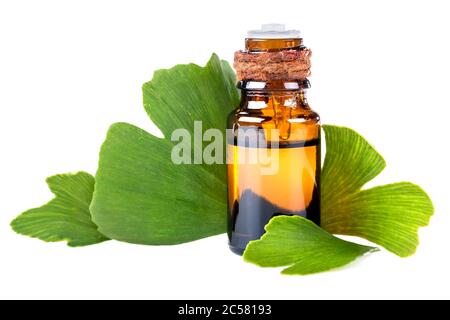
143, 54, 239, 139
90, 122, 227, 244
90, 54, 239, 244
11, 172, 108, 247
321, 125, 386, 208
243, 216, 378, 275
321, 125, 434, 257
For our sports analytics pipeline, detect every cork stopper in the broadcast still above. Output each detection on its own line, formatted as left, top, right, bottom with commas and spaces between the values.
234, 25, 311, 82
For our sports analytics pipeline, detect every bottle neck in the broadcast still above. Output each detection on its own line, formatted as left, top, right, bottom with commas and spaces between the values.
239, 88, 309, 112
238, 79, 310, 91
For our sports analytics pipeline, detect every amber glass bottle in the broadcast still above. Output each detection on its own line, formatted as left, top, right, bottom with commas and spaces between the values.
227, 25, 320, 255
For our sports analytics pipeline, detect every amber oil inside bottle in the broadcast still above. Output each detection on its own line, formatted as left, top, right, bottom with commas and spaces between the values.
227, 36, 320, 255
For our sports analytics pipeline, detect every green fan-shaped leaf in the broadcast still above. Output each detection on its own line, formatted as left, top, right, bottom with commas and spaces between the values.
243, 216, 377, 275
90, 54, 239, 244
321, 125, 434, 257
143, 55, 239, 138
90, 122, 227, 244
11, 172, 108, 246
321, 125, 386, 208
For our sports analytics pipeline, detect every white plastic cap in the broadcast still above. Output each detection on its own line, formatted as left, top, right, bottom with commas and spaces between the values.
247, 24, 301, 39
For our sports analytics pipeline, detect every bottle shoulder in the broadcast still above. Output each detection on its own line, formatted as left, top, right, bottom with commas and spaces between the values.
228, 106, 320, 125
227, 105, 320, 142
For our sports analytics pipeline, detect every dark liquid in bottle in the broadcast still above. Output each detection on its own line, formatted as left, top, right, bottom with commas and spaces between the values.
227, 138, 320, 255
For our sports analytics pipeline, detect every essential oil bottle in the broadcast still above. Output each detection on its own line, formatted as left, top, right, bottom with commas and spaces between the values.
227, 24, 321, 255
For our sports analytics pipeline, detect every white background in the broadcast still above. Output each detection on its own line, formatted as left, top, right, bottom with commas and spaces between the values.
1, 0, 449, 300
